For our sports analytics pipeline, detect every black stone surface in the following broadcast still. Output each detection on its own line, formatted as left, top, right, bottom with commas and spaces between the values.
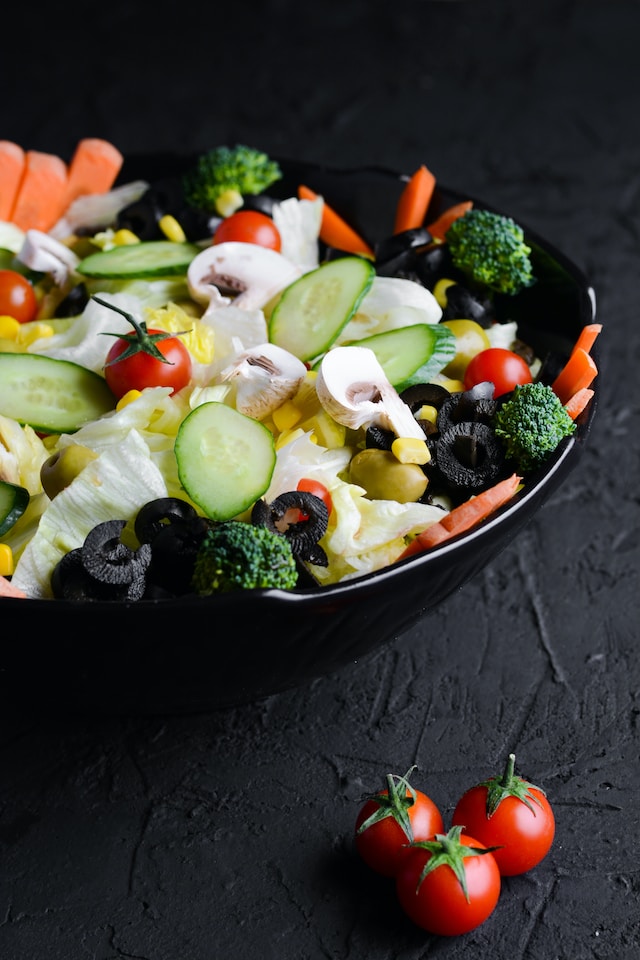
1, 1, 639, 957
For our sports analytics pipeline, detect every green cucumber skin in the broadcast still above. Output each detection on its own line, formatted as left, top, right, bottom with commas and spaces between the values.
0, 353, 115, 434
355, 323, 456, 388
269, 256, 375, 363
175, 402, 276, 522
77, 241, 201, 279
0, 480, 30, 536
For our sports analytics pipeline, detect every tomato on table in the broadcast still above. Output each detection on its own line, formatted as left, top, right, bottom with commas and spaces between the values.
395, 826, 501, 936
355, 767, 444, 877
463, 347, 532, 397
213, 210, 282, 251
0, 269, 38, 324
451, 753, 555, 876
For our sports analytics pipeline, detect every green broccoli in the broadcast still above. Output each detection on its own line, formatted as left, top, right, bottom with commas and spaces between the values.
191, 521, 298, 594
182, 144, 283, 217
492, 381, 576, 473
445, 208, 535, 296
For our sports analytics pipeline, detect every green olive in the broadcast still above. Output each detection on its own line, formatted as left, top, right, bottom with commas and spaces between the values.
349, 448, 428, 502
40, 443, 99, 499
441, 319, 491, 380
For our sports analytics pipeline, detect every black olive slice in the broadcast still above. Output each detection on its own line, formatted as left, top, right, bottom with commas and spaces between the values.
135, 497, 199, 544
436, 384, 498, 433
400, 382, 451, 413
433, 422, 505, 497
440, 282, 495, 327
251, 491, 330, 564
374, 228, 433, 276
365, 424, 395, 450
146, 517, 212, 594
413, 243, 454, 288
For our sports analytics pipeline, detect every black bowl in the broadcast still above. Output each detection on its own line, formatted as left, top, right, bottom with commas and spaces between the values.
0, 158, 599, 715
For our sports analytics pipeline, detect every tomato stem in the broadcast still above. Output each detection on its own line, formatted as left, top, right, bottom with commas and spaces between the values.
93, 295, 191, 367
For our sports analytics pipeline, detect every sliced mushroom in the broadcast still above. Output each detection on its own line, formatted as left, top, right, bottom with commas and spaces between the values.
187, 240, 302, 311
18, 229, 80, 286
218, 342, 307, 420
316, 346, 426, 440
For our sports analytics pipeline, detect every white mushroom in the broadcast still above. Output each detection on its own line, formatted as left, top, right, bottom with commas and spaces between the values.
218, 342, 307, 420
316, 346, 426, 440
187, 241, 302, 311
17, 229, 80, 286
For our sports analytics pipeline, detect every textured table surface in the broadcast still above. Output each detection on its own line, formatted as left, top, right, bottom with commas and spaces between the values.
2, 1, 639, 958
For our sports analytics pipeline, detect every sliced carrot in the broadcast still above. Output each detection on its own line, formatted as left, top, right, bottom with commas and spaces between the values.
564, 386, 595, 420
570, 322, 602, 358
63, 137, 124, 209
393, 164, 436, 234
0, 141, 26, 221
0, 574, 27, 598
398, 472, 522, 560
426, 200, 474, 242
9, 150, 69, 232
298, 184, 374, 257
551, 347, 598, 405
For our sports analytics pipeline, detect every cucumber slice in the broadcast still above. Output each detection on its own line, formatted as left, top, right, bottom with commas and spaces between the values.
268, 256, 375, 363
175, 402, 276, 521
0, 480, 29, 536
77, 240, 201, 279
353, 323, 457, 389
0, 353, 115, 433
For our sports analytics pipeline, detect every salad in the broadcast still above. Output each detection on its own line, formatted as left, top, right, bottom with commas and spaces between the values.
0, 140, 600, 601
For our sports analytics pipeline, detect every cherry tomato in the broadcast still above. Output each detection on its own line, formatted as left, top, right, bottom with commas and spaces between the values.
213, 210, 282, 251
451, 753, 555, 876
463, 347, 532, 398
296, 478, 333, 518
355, 768, 444, 877
395, 827, 501, 936
0, 269, 38, 324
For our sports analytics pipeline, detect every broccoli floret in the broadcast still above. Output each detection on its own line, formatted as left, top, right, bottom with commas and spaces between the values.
445, 208, 535, 296
182, 144, 282, 216
492, 381, 576, 473
191, 521, 298, 594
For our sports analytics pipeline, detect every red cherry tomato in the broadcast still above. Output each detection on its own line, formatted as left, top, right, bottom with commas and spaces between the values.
104, 327, 192, 399
355, 768, 444, 877
463, 347, 532, 397
451, 753, 555, 876
395, 828, 501, 936
213, 210, 281, 251
296, 478, 333, 518
0, 269, 38, 324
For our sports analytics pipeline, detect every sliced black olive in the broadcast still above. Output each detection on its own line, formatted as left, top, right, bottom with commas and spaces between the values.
436, 383, 498, 433
55, 283, 90, 318
431, 422, 505, 498
134, 497, 199, 544
400, 382, 451, 413
413, 243, 455, 288
440, 282, 495, 327
374, 228, 433, 276
365, 424, 395, 450
81, 520, 147, 585
145, 516, 213, 594
116, 195, 164, 241
241, 193, 278, 217
251, 492, 330, 565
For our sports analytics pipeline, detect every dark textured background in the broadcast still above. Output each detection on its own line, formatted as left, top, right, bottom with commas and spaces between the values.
2, 1, 639, 957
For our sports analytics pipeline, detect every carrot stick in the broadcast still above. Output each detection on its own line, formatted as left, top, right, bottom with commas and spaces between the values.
398, 472, 522, 560
551, 347, 598, 405
0, 574, 26, 598
393, 164, 436, 234
426, 200, 474, 242
298, 184, 374, 257
570, 322, 602, 358
0, 140, 26, 221
63, 137, 124, 209
564, 386, 595, 420
9, 150, 68, 232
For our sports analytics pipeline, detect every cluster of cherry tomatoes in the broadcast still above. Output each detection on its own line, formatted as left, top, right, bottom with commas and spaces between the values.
354, 754, 555, 937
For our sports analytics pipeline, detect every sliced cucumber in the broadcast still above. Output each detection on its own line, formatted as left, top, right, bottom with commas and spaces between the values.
0, 480, 30, 536
77, 240, 201, 279
268, 256, 375, 363
352, 323, 457, 389
175, 402, 276, 521
0, 353, 115, 434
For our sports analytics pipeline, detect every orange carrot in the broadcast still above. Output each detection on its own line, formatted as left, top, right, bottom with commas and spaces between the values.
398, 472, 522, 560
426, 200, 474, 242
63, 137, 124, 209
564, 386, 595, 420
298, 184, 374, 257
0, 574, 26, 598
570, 322, 602, 358
0, 140, 26, 221
9, 150, 68, 232
393, 164, 436, 234
551, 347, 598, 405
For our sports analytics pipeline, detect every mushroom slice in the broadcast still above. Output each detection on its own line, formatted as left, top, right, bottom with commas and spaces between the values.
219, 342, 307, 420
187, 240, 302, 311
18, 229, 80, 286
316, 346, 427, 440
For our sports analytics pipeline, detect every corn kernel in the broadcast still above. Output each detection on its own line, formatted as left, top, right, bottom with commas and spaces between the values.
272, 400, 302, 432
112, 229, 140, 246
0, 316, 21, 339
16, 322, 54, 347
0, 544, 14, 577
159, 214, 187, 243
215, 189, 244, 218
434, 374, 466, 394
392, 436, 431, 465
433, 277, 457, 309
415, 404, 439, 424
116, 389, 143, 410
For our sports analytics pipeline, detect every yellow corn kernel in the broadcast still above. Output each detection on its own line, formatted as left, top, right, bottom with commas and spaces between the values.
433, 277, 457, 309
434, 374, 466, 394
116, 389, 143, 410
415, 404, 439, 424
159, 214, 187, 243
392, 436, 431, 465
215, 189, 244, 218
112, 229, 140, 246
16, 322, 54, 347
0, 316, 21, 339
272, 400, 302, 433
301, 410, 346, 449
0, 544, 14, 577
